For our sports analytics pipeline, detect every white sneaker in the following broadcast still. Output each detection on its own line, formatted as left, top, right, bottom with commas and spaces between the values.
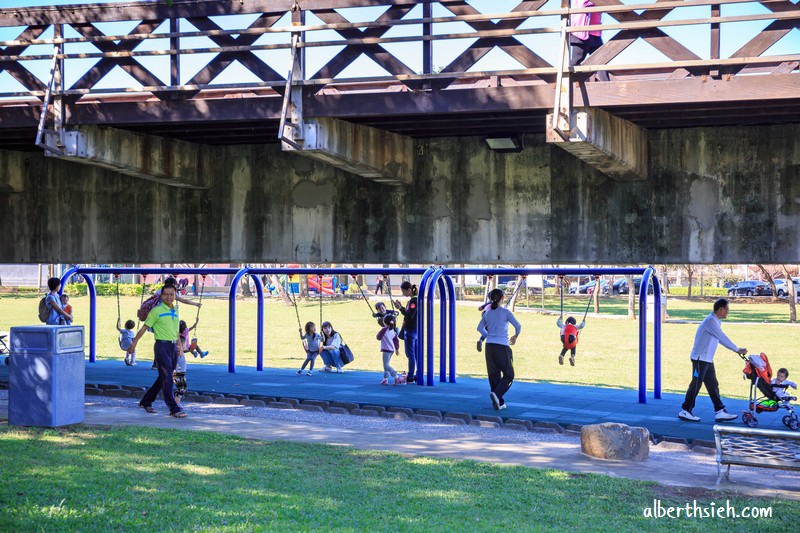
306, 371, 313, 376
715, 409, 737, 422
489, 392, 500, 410
499, 404, 507, 410
678, 409, 700, 422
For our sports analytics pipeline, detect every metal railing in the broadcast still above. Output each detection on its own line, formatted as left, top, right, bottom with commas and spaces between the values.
0, 0, 797, 100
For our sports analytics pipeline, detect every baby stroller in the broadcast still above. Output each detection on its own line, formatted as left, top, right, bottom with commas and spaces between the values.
740, 352, 798, 430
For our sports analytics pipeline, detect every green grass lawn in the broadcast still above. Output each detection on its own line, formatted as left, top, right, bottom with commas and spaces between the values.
1, 294, 796, 399
0, 425, 795, 531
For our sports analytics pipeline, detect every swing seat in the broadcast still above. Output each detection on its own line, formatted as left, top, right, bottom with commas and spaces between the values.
561, 334, 578, 350
186, 339, 198, 352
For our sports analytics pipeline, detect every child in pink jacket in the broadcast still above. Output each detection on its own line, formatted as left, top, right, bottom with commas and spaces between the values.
377, 315, 404, 386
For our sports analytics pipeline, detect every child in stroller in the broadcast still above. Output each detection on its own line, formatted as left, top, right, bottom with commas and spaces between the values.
740, 352, 798, 430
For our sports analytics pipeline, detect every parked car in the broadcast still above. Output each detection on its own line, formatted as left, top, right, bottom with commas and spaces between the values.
569, 279, 609, 295
773, 278, 800, 298
616, 277, 661, 295
727, 280, 771, 297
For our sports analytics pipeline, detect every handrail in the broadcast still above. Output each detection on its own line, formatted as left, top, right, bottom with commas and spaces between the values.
0, 0, 789, 46
5, 10, 800, 62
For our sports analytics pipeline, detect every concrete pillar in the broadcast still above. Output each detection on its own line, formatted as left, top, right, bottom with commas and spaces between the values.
283, 117, 413, 185
0, 149, 26, 193
44, 125, 208, 189
546, 108, 648, 181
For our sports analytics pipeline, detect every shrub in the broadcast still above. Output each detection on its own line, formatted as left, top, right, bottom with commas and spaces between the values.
63, 283, 150, 297
668, 286, 729, 297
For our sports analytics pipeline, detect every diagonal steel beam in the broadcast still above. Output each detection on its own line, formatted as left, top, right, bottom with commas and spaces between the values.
727, 0, 800, 74
435, 1, 553, 88
0, 26, 47, 93
583, 0, 700, 77
68, 20, 165, 93
311, 6, 417, 84
185, 13, 285, 87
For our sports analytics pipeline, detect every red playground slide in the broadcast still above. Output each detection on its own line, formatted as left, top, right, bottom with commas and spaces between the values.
308, 277, 335, 295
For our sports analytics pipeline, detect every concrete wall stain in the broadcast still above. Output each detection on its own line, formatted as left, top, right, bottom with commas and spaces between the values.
2, 123, 800, 263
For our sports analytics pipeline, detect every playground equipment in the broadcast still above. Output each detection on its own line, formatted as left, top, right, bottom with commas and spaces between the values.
442, 267, 662, 404
59, 265, 662, 403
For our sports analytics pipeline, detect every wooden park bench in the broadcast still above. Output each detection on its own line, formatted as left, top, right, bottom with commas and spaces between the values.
714, 424, 800, 484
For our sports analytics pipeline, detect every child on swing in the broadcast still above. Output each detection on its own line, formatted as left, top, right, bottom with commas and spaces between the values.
179, 319, 209, 359
372, 301, 398, 326
118, 319, 137, 366
297, 321, 323, 376
556, 316, 585, 366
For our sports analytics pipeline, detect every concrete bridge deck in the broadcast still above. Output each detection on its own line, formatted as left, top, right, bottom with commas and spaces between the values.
0, 359, 782, 444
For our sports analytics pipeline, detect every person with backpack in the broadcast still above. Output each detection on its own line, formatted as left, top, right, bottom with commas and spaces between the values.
40, 277, 72, 326
138, 277, 202, 369
127, 283, 186, 418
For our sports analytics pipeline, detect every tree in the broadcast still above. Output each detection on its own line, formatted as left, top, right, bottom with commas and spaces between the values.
756, 264, 778, 301
271, 274, 294, 306
781, 265, 797, 323
626, 274, 635, 319
593, 277, 600, 314
683, 264, 695, 299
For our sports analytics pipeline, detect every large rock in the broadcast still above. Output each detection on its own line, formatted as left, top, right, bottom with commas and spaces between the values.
581, 422, 650, 461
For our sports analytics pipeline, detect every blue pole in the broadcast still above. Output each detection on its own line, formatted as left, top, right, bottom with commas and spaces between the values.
438, 276, 447, 383
426, 268, 444, 387
227, 268, 249, 374
638, 267, 654, 404
417, 267, 435, 386
248, 272, 265, 372
445, 274, 457, 383
85, 274, 97, 363
652, 272, 663, 400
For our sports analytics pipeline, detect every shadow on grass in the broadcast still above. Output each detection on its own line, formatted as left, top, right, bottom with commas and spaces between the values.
0, 426, 797, 531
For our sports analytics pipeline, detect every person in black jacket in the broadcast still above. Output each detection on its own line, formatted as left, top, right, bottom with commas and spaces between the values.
394, 281, 419, 382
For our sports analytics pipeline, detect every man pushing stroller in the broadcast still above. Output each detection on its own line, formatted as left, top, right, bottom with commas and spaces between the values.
678, 298, 746, 423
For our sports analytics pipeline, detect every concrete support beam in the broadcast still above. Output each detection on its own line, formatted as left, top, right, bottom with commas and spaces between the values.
283, 117, 413, 185
0, 149, 26, 193
44, 125, 208, 189
546, 108, 648, 181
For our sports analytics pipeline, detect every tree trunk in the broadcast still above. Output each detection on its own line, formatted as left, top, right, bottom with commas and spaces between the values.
299, 268, 309, 298
781, 265, 797, 323
756, 264, 778, 301
687, 266, 694, 300
509, 275, 524, 312
271, 274, 293, 306
241, 276, 253, 297
626, 274, 635, 319
593, 278, 600, 314
459, 265, 466, 300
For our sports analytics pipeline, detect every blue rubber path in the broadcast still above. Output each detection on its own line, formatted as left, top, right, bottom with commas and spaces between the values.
0, 359, 776, 442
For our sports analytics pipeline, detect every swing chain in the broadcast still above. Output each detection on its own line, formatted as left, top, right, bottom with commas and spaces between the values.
194, 274, 206, 327
384, 274, 397, 312
114, 274, 121, 328
351, 274, 376, 315
288, 276, 304, 339
318, 274, 323, 327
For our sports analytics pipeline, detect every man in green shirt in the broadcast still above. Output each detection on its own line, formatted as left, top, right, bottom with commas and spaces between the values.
127, 284, 185, 417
